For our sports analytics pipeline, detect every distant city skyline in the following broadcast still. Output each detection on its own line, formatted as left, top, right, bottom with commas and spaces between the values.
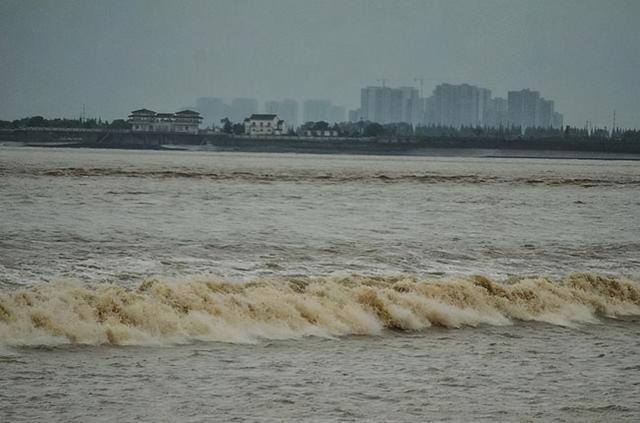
1, 0, 638, 128
190, 81, 566, 131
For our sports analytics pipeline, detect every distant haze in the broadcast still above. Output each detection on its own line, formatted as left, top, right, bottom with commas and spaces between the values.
1, 0, 638, 127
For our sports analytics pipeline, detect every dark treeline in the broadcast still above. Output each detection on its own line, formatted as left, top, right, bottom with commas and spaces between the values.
219, 117, 248, 135
3, 115, 640, 142
321, 121, 639, 141
216, 116, 639, 140
0, 116, 130, 130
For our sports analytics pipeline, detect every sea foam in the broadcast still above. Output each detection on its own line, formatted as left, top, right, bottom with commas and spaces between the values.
0, 273, 638, 346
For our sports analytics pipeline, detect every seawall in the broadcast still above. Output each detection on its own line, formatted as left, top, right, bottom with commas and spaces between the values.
2, 128, 639, 155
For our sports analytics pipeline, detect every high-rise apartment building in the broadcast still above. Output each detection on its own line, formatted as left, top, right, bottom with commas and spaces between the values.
230, 98, 258, 123
484, 97, 509, 127
536, 99, 555, 128
348, 109, 363, 122
508, 89, 560, 129
397, 87, 422, 125
264, 101, 279, 115
265, 99, 298, 127
360, 86, 423, 125
328, 105, 346, 123
552, 112, 564, 129
361, 86, 390, 124
507, 89, 540, 129
427, 83, 491, 127
303, 99, 331, 122
196, 97, 231, 128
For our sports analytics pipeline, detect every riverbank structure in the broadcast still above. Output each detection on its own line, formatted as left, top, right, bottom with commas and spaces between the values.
243, 114, 287, 136
128, 109, 202, 134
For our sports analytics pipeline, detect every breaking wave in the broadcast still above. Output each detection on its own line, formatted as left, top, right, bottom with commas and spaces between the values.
1, 273, 638, 347
4, 167, 640, 186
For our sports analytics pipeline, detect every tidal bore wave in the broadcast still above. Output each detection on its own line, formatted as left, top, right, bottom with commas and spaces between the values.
0, 273, 638, 346
5, 167, 640, 186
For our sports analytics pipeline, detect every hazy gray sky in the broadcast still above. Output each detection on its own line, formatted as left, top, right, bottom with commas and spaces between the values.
1, 0, 639, 127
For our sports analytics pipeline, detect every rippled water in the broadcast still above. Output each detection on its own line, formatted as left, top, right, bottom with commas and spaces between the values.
1, 147, 639, 421
1, 147, 639, 285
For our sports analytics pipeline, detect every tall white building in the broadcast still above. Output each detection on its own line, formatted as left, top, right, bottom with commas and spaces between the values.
426, 83, 491, 127
328, 105, 346, 123
508, 89, 540, 129
507, 89, 561, 129
230, 98, 258, 123
196, 97, 230, 128
397, 87, 422, 125
552, 112, 564, 129
484, 97, 509, 127
265, 99, 298, 127
360, 85, 424, 125
303, 99, 331, 122
360, 86, 393, 124
536, 98, 555, 128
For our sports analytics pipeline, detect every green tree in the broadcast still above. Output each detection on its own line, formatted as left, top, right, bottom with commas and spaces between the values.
364, 122, 384, 137
232, 123, 244, 135
313, 121, 329, 131
220, 118, 233, 134
109, 119, 131, 129
27, 116, 46, 127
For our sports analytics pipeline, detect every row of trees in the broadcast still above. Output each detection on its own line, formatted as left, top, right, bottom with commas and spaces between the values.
325, 121, 639, 140
219, 118, 246, 135
0, 116, 130, 130
4, 115, 639, 141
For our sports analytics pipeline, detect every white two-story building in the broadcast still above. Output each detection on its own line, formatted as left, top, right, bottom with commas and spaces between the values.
243, 114, 287, 136
128, 109, 202, 134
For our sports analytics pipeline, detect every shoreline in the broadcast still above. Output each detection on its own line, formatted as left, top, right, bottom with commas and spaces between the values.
4, 141, 639, 161
2, 129, 640, 160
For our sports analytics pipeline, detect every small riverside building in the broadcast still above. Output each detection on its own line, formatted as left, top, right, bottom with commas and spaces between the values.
128, 109, 202, 134
243, 114, 287, 136
303, 129, 340, 137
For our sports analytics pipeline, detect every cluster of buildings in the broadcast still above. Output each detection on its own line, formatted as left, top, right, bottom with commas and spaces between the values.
302, 100, 345, 124
129, 82, 564, 136
195, 97, 259, 127
194, 97, 346, 129
351, 84, 563, 130
355, 86, 422, 125
507, 89, 562, 129
264, 99, 298, 129
127, 108, 289, 136
127, 109, 202, 134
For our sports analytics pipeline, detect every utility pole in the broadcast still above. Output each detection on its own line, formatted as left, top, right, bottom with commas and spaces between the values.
82, 103, 86, 123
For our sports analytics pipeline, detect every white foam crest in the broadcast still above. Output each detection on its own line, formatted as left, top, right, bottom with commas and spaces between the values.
0, 273, 638, 347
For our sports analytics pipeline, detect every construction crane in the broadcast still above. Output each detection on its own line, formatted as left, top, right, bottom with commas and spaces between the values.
413, 77, 451, 98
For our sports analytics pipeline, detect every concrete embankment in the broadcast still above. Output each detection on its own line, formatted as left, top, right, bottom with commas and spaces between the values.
0, 129, 205, 149
202, 134, 640, 156
2, 129, 639, 156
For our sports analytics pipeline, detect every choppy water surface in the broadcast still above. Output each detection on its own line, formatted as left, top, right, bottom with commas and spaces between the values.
1, 147, 639, 421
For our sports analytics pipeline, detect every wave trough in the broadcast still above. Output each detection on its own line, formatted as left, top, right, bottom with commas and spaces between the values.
0, 273, 638, 346
4, 166, 640, 186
